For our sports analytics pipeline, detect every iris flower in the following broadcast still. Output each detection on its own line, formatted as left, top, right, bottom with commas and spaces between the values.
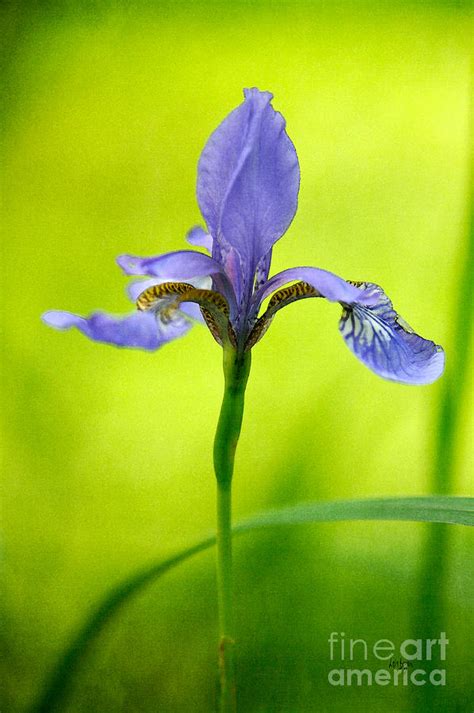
43, 88, 444, 385
42, 88, 446, 712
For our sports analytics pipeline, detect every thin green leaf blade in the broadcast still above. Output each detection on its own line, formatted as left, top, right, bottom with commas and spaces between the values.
30, 496, 473, 713
236, 496, 474, 531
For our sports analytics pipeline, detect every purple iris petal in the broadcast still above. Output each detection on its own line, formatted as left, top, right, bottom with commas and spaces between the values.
186, 226, 213, 253
116, 249, 237, 314
220, 247, 243, 303
339, 284, 445, 384
117, 249, 224, 280
197, 88, 300, 281
42, 309, 190, 351
253, 266, 371, 316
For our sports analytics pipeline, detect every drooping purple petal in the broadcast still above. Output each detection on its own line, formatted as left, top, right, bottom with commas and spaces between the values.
339, 283, 445, 384
197, 88, 300, 276
252, 266, 373, 319
42, 309, 191, 351
186, 226, 213, 253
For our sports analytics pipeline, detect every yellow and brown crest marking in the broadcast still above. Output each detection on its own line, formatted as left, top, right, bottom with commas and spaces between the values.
266, 281, 319, 314
136, 282, 195, 311
136, 281, 233, 347
184, 288, 235, 347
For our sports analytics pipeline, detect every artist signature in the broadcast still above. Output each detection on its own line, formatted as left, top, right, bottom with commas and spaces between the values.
388, 659, 413, 670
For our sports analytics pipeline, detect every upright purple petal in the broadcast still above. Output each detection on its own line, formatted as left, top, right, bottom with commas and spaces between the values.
339, 284, 445, 384
42, 309, 191, 351
197, 88, 300, 276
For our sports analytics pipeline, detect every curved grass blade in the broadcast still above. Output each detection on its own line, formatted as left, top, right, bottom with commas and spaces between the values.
29, 536, 215, 713
235, 496, 474, 531
30, 496, 474, 713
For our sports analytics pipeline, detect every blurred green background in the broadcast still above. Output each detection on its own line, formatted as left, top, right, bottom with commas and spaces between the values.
2, 1, 472, 711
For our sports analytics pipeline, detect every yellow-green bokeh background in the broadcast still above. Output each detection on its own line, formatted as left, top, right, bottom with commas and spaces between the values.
2, 1, 472, 711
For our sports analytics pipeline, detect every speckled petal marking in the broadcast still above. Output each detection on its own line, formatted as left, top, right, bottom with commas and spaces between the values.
136, 281, 234, 347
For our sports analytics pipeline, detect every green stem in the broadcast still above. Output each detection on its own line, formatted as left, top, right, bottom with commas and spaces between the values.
214, 347, 251, 713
